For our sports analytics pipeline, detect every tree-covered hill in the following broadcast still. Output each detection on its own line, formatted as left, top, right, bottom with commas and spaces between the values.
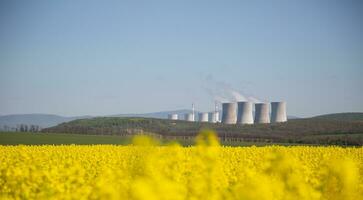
312, 112, 363, 122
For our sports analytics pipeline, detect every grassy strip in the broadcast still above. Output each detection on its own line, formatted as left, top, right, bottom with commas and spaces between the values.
0, 132, 314, 146
0, 132, 131, 145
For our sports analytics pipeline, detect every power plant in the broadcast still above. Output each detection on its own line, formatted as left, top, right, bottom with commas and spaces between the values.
168, 100, 287, 125
271, 102, 287, 123
221, 102, 237, 124
254, 103, 270, 124
236, 102, 254, 124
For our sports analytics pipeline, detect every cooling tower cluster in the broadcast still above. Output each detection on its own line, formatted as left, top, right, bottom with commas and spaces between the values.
221, 101, 287, 125
167, 101, 286, 125
168, 103, 219, 123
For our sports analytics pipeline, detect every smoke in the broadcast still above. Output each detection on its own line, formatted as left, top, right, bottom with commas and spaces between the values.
247, 96, 264, 103
203, 75, 265, 103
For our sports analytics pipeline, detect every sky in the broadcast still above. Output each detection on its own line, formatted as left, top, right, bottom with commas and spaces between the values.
0, 0, 362, 117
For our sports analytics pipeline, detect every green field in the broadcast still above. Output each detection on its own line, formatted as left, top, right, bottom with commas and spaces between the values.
0, 132, 297, 146
0, 132, 131, 145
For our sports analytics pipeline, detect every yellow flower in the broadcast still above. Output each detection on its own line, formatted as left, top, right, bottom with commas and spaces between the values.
0, 133, 362, 199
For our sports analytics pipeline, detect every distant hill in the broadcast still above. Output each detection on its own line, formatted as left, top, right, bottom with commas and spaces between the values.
312, 112, 363, 122
0, 114, 92, 129
0, 110, 299, 130
0, 110, 195, 129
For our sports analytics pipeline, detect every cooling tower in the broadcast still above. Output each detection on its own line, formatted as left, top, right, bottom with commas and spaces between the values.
271, 102, 287, 123
254, 103, 270, 124
168, 114, 178, 120
221, 103, 237, 124
208, 112, 218, 123
184, 113, 194, 122
237, 102, 254, 124
198, 112, 209, 122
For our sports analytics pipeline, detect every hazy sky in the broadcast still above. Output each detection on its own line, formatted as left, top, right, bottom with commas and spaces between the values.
0, 0, 362, 117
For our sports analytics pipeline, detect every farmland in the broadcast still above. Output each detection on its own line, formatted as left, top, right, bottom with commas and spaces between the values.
0, 132, 283, 146
0, 131, 362, 200
0, 132, 131, 145
43, 115, 363, 145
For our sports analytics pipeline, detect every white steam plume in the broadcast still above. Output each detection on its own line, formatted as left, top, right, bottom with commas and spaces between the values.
203, 75, 265, 103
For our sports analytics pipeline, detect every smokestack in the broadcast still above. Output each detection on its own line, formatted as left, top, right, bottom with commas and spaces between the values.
237, 102, 254, 124
271, 102, 287, 123
168, 114, 178, 120
215, 102, 220, 122
215, 111, 220, 122
198, 112, 209, 122
184, 113, 194, 122
221, 102, 237, 124
254, 103, 270, 124
192, 103, 195, 121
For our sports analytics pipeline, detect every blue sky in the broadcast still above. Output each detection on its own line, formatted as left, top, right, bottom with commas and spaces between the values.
0, 0, 362, 117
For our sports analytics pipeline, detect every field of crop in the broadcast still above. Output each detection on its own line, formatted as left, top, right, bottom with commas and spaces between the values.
1, 131, 362, 200
0, 132, 284, 146
0, 132, 132, 145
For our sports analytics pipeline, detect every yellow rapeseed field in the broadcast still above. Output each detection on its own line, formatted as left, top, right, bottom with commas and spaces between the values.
0, 131, 362, 200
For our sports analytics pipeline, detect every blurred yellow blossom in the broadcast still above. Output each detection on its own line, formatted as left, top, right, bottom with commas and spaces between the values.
0, 132, 362, 199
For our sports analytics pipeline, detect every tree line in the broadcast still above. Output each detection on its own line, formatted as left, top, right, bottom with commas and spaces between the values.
1, 124, 42, 132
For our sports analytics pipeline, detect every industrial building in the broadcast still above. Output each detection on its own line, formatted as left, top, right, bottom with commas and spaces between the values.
198, 112, 209, 122
208, 111, 219, 123
254, 103, 270, 124
221, 102, 237, 124
271, 102, 287, 123
236, 101, 254, 124
184, 113, 194, 122
168, 114, 178, 120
